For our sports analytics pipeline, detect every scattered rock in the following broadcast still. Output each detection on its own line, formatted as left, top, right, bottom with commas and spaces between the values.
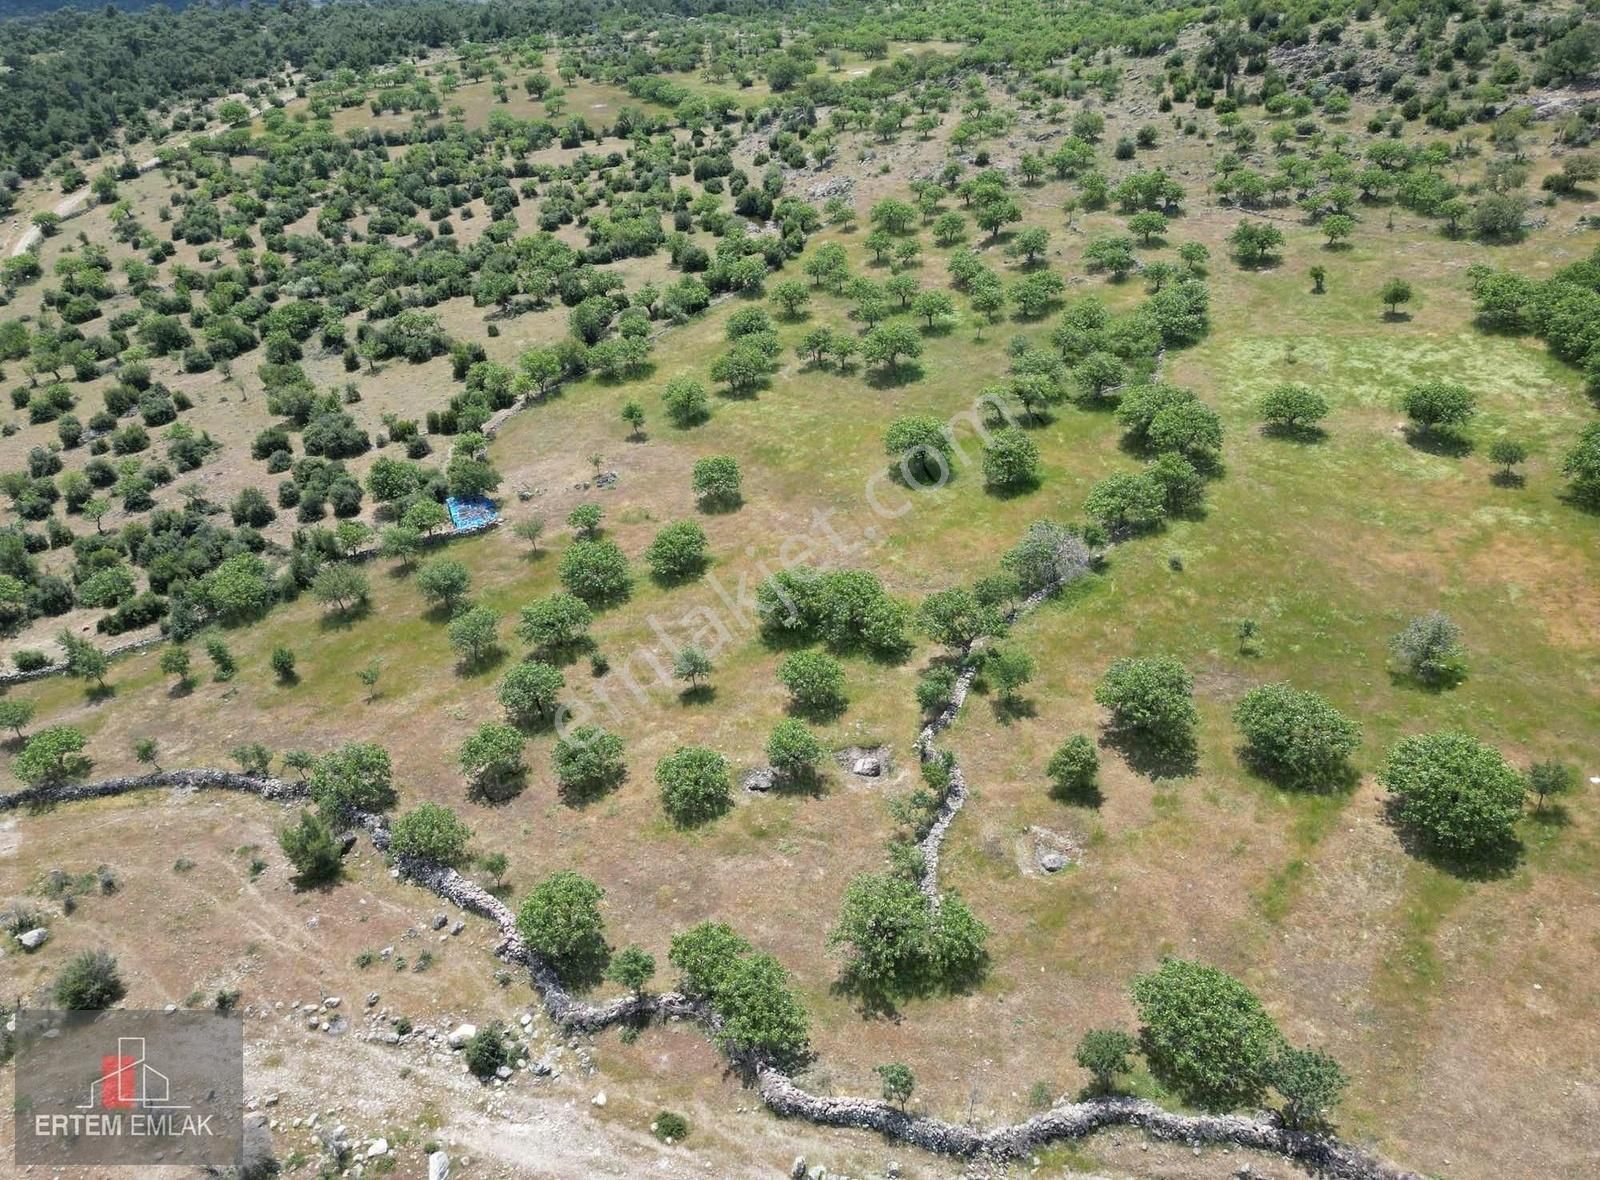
431, 914, 449, 930
428, 1150, 452, 1180
790, 1156, 807, 1180
742, 766, 775, 793
1038, 851, 1068, 873
366, 1137, 388, 1159
447, 1023, 477, 1049
450, 920, 464, 936
17, 927, 49, 950
591, 1090, 607, 1107
851, 757, 881, 777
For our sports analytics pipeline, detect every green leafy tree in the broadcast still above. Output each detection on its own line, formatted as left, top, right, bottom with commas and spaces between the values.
1271, 1046, 1348, 1130
558, 539, 632, 604
12, 724, 90, 785
1380, 276, 1414, 316
0, 697, 36, 739
1233, 684, 1362, 788
552, 724, 628, 802
516, 870, 609, 983
516, 592, 593, 653
883, 416, 953, 486
606, 945, 657, 994
691, 456, 742, 510
158, 645, 193, 690
777, 650, 846, 715
1380, 731, 1526, 856
1257, 384, 1329, 432
655, 745, 732, 827
672, 646, 713, 689
662, 376, 711, 427
1094, 656, 1197, 750
389, 801, 473, 867
309, 742, 396, 820
1047, 735, 1099, 802
766, 718, 823, 781
1075, 1028, 1136, 1092
278, 810, 343, 886
646, 520, 709, 582
459, 722, 526, 797
982, 428, 1040, 491
415, 558, 471, 611
311, 563, 370, 614
464, 1022, 510, 1080
1560, 421, 1600, 507
875, 1063, 916, 1107
1400, 380, 1474, 437
497, 660, 565, 726
1527, 760, 1578, 812
448, 605, 501, 667
1132, 957, 1285, 1109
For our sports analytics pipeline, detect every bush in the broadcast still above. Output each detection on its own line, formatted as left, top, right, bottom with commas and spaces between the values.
557, 538, 631, 604
515, 870, 608, 983
551, 724, 627, 802
1389, 611, 1467, 687
1093, 656, 1197, 750
1232, 683, 1361, 788
308, 742, 396, 819
652, 1110, 690, 1143
655, 745, 732, 826
389, 802, 473, 867
765, 718, 823, 781
1379, 731, 1526, 857
1271, 1045, 1348, 1130
464, 1021, 510, 1079
1075, 1028, 1136, 1092
278, 809, 342, 886
54, 949, 126, 1009
691, 455, 742, 509
1132, 957, 1283, 1109
605, 945, 657, 993
1047, 735, 1099, 801
645, 519, 708, 582
776, 650, 845, 714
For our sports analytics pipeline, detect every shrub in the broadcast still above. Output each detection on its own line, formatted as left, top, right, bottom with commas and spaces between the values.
655, 745, 732, 826
1132, 957, 1284, 1109
605, 945, 657, 993
1232, 683, 1361, 788
515, 870, 608, 982
497, 660, 564, 726
1271, 1045, 1348, 1130
458, 722, 526, 797
1389, 611, 1467, 687
1093, 656, 1197, 749
278, 809, 342, 886
551, 724, 627, 802
765, 718, 823, 781
464, 1021, 510, 1079
12, 725, 91, 784
308, 742, 397, 820
557, 538, 631, 604
54, 949, 126, 1010
1075, 1028, 1136, 1092
389, 802, 473, 867
1379, 731, 1526, 856
652, 1110, 690, 1143
668, 921, 752, 998
776, 650, 845, 714
1047, 735, 1099, 801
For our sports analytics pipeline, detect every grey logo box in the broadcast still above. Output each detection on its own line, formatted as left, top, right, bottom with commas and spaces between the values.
13, 1009, 243, 1167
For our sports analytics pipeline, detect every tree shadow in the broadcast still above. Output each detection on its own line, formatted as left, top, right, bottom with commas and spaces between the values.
1260, 422, 1328, 444
317, 600, 373, 632
650, 562, 709, 591
1051, 779, 1104, 809
85, 682, 117, 704
786, 695, 847, 724
467, 771, 528, 806
991, 694, 1037, 724
1380, 309, 1414, 323
863, 361, 926, 390
697, 495, 744, 516
455, 645, 508, 678
557, 769, 627, 809
1384, 664, 1466, 694
983, 476, 1042, 500
1489, 469, 1526, 489
1403, 427, 1473, 457
1100, 728, 1198, 781
770, 766, 828, 799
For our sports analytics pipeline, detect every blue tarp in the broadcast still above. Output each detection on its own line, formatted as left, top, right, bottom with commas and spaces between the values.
445, 495, 499, 532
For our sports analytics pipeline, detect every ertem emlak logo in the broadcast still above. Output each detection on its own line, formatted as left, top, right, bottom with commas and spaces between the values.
14, 1010, 243, 1166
